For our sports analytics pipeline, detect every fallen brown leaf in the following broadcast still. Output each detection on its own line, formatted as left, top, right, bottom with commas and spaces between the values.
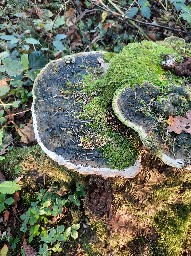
167, 111, 191, 134
64, 7, 75, 19
3, 210, 10, 225
13, 122, 36, 144
0, 78, 9, 87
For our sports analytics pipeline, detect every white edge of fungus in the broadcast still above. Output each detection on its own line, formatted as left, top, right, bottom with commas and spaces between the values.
32, 51, 142, 178
112, 86, 190, 170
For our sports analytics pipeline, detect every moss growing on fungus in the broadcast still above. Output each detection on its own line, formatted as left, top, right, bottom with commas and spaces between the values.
80, 40, 186, 169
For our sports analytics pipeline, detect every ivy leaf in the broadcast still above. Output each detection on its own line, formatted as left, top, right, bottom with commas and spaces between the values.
12, 100, 21, 108
0, 35, 16, 41
181, 12, 191, 23
0, 51, 9, 60
4, 197, 14, 205
54, 16, 65, 28
126, 7, 138, 18
0, 181, 21, 194
26, 70, 39, 81
141, 6, 151, 19
53, 40, 64, 51
21, 54, 29, 70
29, 51, 48, 69
71, 229, 78, 239
2, 58, 24, 77
63, 227, 71, 241
10, 37, 19, 45
55, 34, 67, 41
0, 244, 8, 256
138, 0, 147, 5
39, 243, 49, 256
0, 78, 10, 97
25, 38, 40, 45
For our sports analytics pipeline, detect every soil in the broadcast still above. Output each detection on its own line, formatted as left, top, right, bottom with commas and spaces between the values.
84, 176, 113, 218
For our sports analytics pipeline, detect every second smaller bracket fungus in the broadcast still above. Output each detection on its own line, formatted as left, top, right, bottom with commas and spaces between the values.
112, 83, 191, 169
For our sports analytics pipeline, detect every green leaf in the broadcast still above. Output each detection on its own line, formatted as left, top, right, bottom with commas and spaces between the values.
126, 7, 138, 18
0, 51, 9, 60
52, 243, 62, 252
0, 203, 5, 213
55, 34, 67, 41
0, 156, 5, 161
10, 37, 19, 45
53, 40, 64, 51
12, 101, 21, 108
39, 243, 49, 256
44, 21, 54, 31
71, 229, 78, 239
181, 12, 191, 23
42, 199, 51, 208
21, 54, 29, 70
0, 181, 21, 194
72, 223, 80, 230
26, 70, 39, 81
0, 244, 8, 256
63, 227, 71, 240
0, 35, 16, 41
54, 16, 65, 28
0, 129, 4, 145
25, 38, 40, 45
29, 51, 48, 69
0, 66, 6, 72
138, 0, 147, 5
141, 6, 151, 19
57, 225, 65, 234
4, 197, 14, 205
2, 58, 24, 77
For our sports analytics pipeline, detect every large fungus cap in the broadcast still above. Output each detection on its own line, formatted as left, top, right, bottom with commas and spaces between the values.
32, 52, 141, 178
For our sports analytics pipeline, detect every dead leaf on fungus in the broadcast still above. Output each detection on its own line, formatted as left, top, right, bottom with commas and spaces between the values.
167, 110, 191, 134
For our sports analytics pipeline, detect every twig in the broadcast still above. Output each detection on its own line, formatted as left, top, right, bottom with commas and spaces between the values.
90, 0, 190, 36
5, 109, 31, 118
76, 9, 100, 23
92, 0, 150, 39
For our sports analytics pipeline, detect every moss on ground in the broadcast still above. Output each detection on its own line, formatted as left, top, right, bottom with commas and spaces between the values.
80, 39, 186, 169
1, 146, 191, 255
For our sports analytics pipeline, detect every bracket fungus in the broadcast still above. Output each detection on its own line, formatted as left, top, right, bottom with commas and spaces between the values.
32, 38, 191, 178
32, 52, 141, 178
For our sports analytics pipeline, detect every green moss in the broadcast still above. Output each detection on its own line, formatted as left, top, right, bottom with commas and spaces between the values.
154, 204, 191, 256
1, 145, 72, 184
79, 40, 186, 169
